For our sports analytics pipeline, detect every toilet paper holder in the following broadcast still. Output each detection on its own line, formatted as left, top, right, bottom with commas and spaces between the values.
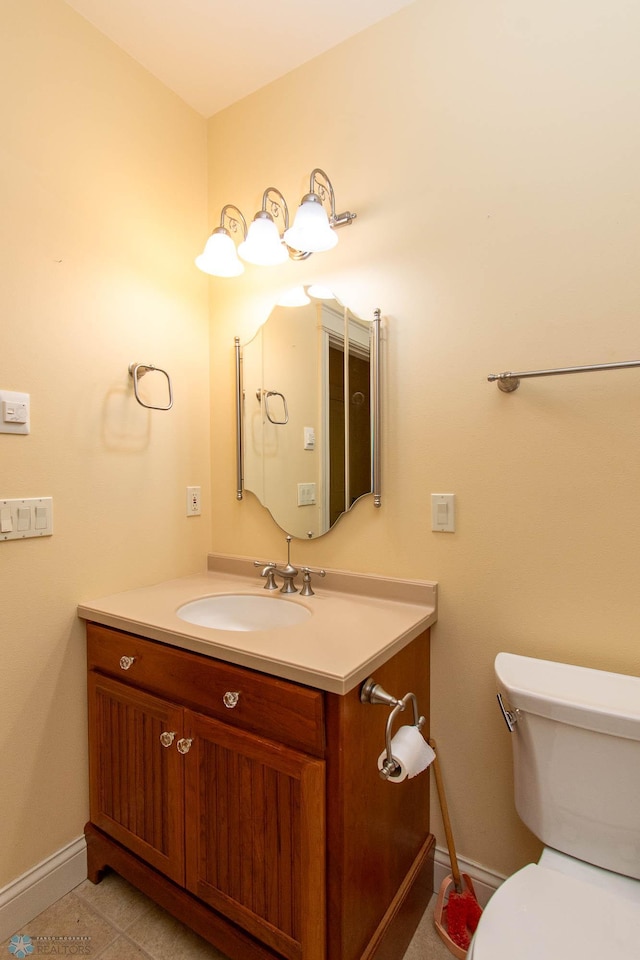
360, 677, 426, 779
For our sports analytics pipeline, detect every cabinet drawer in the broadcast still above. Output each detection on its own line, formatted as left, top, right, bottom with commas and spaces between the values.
87, 623, 325, 757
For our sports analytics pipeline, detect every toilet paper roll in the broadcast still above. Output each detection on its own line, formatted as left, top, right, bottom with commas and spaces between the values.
377, 725, 436, 782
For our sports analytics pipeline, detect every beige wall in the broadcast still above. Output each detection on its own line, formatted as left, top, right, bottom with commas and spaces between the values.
0, 1, 210, 886
206, 0, 640, 878
3, 0, 640, 901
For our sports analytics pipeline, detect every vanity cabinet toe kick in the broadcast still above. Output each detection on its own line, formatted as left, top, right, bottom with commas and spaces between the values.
85, 622, 434, 960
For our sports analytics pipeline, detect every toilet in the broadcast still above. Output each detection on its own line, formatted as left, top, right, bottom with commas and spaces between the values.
468, 652, 640, 959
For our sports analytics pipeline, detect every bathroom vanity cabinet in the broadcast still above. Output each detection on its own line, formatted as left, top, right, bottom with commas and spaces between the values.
85, 622, 433, 960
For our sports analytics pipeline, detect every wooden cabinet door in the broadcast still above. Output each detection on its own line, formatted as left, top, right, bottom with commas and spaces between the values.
184, 711, 326, 960
88, 673, 186, 884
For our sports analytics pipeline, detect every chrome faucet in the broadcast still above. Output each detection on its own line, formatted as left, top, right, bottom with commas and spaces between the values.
254, 536, 299, 593
254, 536, 327, 595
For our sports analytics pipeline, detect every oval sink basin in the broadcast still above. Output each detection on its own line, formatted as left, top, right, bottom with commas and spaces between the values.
176, 594, 311, 632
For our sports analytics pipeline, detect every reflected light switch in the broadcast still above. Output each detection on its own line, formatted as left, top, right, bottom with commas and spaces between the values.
297, 482, 316, 506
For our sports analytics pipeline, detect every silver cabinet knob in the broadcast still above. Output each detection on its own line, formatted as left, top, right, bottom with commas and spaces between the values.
177, 738, 193, 754
119, 656, 136, 670
160, 731, 176, 748
223, 691, 240, 709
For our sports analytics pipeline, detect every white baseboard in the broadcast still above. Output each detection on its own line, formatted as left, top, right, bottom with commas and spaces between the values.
0, 834, 500, 940
0, 836, 87, 942
434, 845, 505, 907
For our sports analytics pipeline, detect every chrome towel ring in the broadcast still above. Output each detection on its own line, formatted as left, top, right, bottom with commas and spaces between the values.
128, 362, 173, 411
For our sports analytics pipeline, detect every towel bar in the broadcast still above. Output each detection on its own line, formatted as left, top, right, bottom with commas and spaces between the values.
488, 359, 640, 392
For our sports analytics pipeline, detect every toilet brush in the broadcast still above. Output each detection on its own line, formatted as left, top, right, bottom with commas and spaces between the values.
428, 739, 483, 958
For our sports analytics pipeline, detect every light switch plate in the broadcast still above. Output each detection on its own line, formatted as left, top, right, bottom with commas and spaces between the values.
0, 391, 30, 435
0, 497, 53, 540
431, 493, 455, 532
297, 482, 316, 506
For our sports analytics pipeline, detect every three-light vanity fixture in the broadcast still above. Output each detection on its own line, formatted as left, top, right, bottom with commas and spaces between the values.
195, 168, 356, 278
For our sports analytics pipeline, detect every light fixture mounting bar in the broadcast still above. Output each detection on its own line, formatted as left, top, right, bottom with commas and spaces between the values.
310, 168, 357, 228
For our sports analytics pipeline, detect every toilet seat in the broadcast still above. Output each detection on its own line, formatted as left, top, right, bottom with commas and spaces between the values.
468, 862, 640, 960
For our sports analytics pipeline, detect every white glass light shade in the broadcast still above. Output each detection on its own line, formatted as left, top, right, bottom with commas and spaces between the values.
195, 229, 244, 277
307, 284, 336, 300
284, 195, 338, 253
238, 214, 288, 266
277, 286, 311, 307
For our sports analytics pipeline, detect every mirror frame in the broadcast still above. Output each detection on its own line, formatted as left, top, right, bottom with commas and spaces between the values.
234, 307, 381, 536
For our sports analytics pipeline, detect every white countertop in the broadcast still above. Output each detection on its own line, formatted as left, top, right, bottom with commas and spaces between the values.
78, 554, 437, 694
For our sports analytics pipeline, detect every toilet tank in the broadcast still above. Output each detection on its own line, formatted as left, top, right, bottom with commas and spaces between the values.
495, 652, 640, 880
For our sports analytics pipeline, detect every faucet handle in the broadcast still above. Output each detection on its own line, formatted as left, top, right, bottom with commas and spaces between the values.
299, 567, 326, 597
254, 560, 278, 590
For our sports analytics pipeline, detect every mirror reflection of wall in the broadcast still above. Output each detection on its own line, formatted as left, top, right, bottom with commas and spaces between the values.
238, 293, 379, 539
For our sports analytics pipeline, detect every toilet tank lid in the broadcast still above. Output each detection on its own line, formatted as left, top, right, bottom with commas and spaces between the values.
495, 652, 640, 741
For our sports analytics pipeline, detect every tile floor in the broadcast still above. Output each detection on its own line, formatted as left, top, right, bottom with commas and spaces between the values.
3, 872, 452, 960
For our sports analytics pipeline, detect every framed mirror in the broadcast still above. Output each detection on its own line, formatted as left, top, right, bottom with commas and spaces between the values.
235, 292, 381, 539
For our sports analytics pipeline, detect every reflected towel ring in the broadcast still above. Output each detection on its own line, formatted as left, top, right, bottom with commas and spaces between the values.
128, 362, 174, 411
255, 388, 289, 425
